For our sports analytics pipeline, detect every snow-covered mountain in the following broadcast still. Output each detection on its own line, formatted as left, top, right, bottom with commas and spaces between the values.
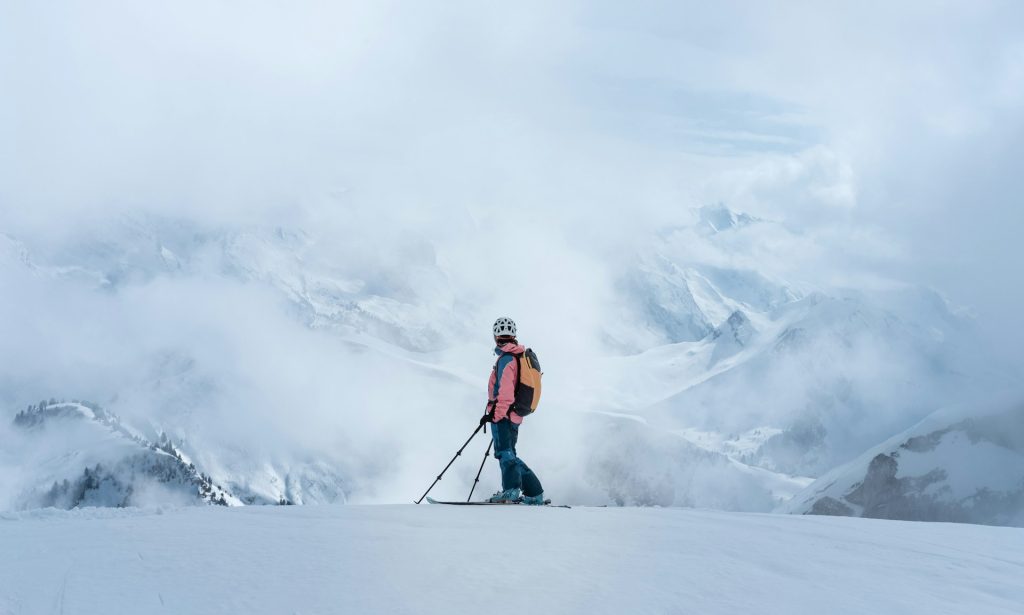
590, 207, 983, 482
2, 219, 469, 352
779, 399, 1024, 526
8, 401, 239, 508
0, 205, 1015, 522
4, 399, 352, 510
641, 288, 970, 474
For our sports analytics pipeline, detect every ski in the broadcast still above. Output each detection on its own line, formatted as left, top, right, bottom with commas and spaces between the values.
425, 496, 570, 508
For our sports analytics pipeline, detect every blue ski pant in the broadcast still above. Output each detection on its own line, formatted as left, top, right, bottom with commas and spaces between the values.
490, 419, 543, 497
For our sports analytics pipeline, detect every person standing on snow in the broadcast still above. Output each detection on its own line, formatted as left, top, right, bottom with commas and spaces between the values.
480, 317, 545, 504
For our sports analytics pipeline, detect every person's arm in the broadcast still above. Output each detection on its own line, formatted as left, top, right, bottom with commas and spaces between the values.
483, 367, 498, 423
490, 353, 517, 421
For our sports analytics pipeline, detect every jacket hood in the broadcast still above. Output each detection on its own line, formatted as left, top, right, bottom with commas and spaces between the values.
495, 342, 526, 355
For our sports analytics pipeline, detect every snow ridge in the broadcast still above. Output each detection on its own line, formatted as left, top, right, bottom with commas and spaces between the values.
12, 401, 240, 509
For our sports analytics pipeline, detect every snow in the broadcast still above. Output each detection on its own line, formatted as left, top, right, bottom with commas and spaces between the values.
676, 426, 785, 458
1, 505, 1022, 614
727, 458, 814, 503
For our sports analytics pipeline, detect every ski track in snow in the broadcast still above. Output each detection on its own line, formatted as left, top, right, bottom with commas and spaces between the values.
1, 505, 1022, 615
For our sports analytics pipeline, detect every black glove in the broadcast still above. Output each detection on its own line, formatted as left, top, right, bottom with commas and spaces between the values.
480, 403, 495, 425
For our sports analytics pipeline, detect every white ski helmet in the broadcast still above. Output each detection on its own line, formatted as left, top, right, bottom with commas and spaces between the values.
493, 317, 517, 338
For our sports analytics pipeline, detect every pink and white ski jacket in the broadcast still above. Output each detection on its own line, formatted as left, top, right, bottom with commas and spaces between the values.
487, 342, 525, 424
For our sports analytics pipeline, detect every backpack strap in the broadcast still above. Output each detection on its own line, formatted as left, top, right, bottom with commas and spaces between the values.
510, 351, 526, 415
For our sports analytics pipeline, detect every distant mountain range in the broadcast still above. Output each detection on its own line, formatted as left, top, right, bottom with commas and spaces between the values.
2, 205, 1020, 525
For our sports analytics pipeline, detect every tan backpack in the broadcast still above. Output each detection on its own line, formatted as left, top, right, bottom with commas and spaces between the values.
510, 348, 543, 416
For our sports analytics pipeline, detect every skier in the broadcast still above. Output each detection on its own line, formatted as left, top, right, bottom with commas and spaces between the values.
481, 317, 545, 504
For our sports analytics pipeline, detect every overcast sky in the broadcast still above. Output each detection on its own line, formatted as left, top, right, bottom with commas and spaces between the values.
2, 1, 1023, 356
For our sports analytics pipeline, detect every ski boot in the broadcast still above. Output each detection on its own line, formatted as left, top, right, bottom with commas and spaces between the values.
520, 492, 545, 506
487, 488, 522, 503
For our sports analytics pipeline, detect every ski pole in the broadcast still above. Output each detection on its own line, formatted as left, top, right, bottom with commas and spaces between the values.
467, 439, 493, 502
414, 423, 484, 504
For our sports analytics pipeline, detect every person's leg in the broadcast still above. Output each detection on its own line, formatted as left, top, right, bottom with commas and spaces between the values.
509, 421, 519, 456
508, 422, 544, 498
519, 464, 544, 498
490, 419, 522, 492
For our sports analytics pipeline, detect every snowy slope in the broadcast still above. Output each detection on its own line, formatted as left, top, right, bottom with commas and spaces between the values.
779, 399, 1024, 526
606, 288, 977, 477
587, 205, 987, 486
6, 402, 240, 509
572, 416, 811, 510
1, 505, 1022, 615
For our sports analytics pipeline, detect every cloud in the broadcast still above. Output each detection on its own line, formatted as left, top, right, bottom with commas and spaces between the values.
1, 2, 1022, 507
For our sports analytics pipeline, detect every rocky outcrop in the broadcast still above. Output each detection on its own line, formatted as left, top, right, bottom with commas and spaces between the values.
779, 403, 1024, 527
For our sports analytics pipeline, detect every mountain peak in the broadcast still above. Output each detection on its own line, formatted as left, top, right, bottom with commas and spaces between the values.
695, 203, 759, 235
710, 309, 755, 364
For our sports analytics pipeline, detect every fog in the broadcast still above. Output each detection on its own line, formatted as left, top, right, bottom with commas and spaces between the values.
1, 2, 1022, 508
